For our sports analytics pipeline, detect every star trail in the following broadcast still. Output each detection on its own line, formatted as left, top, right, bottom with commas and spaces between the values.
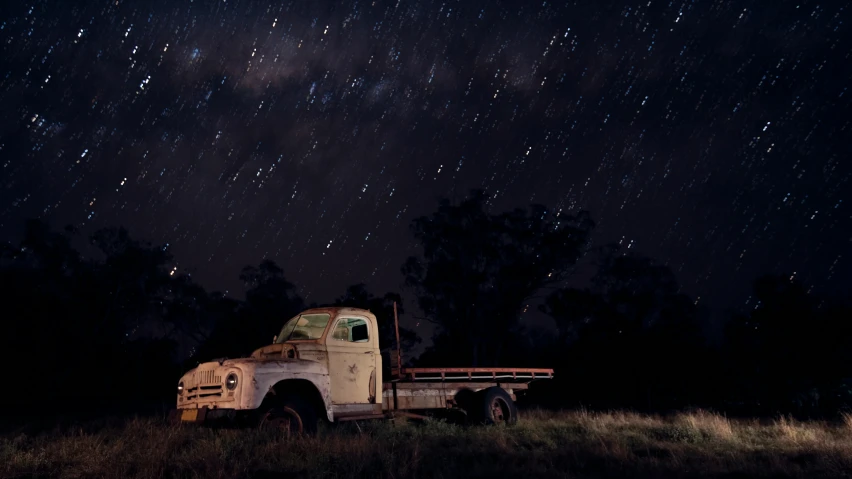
1, 0, 849, 312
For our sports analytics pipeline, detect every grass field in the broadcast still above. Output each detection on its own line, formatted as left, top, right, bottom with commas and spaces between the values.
2, 409, 852, 478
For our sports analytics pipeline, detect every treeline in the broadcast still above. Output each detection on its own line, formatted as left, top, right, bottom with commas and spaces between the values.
2, 190, 850, 418
0, 221, 414, 415
401, 192, 852, 417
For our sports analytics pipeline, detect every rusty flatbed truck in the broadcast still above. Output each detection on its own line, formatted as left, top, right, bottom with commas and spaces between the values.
173, 305, 553, 433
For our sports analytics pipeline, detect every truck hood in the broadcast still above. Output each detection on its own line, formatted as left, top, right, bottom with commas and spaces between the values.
180, 342, 330, 387
184, 356, 328, 386
250, 342, 301, 360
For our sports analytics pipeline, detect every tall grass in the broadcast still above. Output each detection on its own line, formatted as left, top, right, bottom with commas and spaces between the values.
2, 409, 852, 478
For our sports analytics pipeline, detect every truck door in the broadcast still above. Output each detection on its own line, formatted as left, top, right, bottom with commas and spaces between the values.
326, 315, 381, 416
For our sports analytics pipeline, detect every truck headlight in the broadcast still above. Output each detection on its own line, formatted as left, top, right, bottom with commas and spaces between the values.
226, 373, 238, 390
177, 381, 184, 395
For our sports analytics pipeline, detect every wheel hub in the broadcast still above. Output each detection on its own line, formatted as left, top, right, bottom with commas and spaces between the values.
261, 406, 304, 436
491, 398, 509, 423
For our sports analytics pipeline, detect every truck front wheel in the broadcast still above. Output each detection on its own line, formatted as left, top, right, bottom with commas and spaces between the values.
258, 395, 318, 436
479, 387, 518, 425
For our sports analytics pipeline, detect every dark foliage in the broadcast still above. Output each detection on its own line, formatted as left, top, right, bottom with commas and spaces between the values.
206, 260, 305, 359
722, 275, 852, 417
1, 190, 850, 418
403, 189, 594, 366
0, 221, 305, 415
1, 220, 184, 414
534, 251, 851, 417
535, 244, 717, 411
404, 191, 851, 417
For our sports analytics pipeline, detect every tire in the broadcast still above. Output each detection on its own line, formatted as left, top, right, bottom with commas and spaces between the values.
258, 395, 318, 436
479, 387, 518, 425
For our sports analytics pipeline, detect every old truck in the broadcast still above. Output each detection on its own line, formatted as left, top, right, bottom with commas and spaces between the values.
173, 305, 552, 433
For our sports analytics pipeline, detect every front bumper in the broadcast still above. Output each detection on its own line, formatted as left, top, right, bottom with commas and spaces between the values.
168, 407, 237, 424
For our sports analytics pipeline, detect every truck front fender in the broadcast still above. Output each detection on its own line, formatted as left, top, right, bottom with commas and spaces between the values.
235, 361, 333, 422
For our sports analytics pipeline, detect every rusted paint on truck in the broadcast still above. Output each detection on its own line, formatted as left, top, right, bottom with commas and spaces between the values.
381, 382, 527, 410
175, 307, 552, 428
177, 355, 334, 420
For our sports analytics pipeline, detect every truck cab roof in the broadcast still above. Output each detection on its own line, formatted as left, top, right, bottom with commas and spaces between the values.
299, 306, 376, 320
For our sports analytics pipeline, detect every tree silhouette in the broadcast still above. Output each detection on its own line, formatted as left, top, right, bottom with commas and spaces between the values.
183, 291, 242, 364
3, 212, 850, 419
724, 275, 852, 416
1, 220, 184, 412
240, 260, 305, 345
403, 189, 593, 366
89, 226, 176, 341
540, 245, 709, 410
198, 260, 305, 360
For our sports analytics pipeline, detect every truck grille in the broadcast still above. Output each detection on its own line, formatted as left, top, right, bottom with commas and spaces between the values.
186, 370, 223, 400
199, 370, 221, 385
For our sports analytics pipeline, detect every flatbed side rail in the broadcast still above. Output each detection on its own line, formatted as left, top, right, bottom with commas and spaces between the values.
397, 367, 554, 381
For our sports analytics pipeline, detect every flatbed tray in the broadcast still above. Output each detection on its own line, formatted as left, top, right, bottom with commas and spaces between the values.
393, 367, 553, 382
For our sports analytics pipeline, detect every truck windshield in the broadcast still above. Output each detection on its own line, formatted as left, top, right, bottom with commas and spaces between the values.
276, 313, 331, 342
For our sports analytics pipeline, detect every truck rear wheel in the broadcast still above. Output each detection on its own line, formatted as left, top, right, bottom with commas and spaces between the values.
258, 395, 318, 436
479, 387, 518, 425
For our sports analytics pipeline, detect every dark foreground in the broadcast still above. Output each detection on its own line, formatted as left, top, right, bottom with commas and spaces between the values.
2, 410, 852, 479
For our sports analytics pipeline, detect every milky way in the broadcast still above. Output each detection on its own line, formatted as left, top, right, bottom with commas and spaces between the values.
1, 0, 849, 318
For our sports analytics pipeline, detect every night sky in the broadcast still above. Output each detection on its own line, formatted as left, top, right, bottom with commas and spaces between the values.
1, 0, 849, 323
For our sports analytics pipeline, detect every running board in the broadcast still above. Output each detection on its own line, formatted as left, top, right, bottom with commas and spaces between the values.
388, 411, 429, 420
335, 413, 387, 422
335, 411, 430, 422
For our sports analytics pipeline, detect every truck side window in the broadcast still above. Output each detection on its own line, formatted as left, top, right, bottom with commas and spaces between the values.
332, 318, 369, 343
351, 322, 368, 342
